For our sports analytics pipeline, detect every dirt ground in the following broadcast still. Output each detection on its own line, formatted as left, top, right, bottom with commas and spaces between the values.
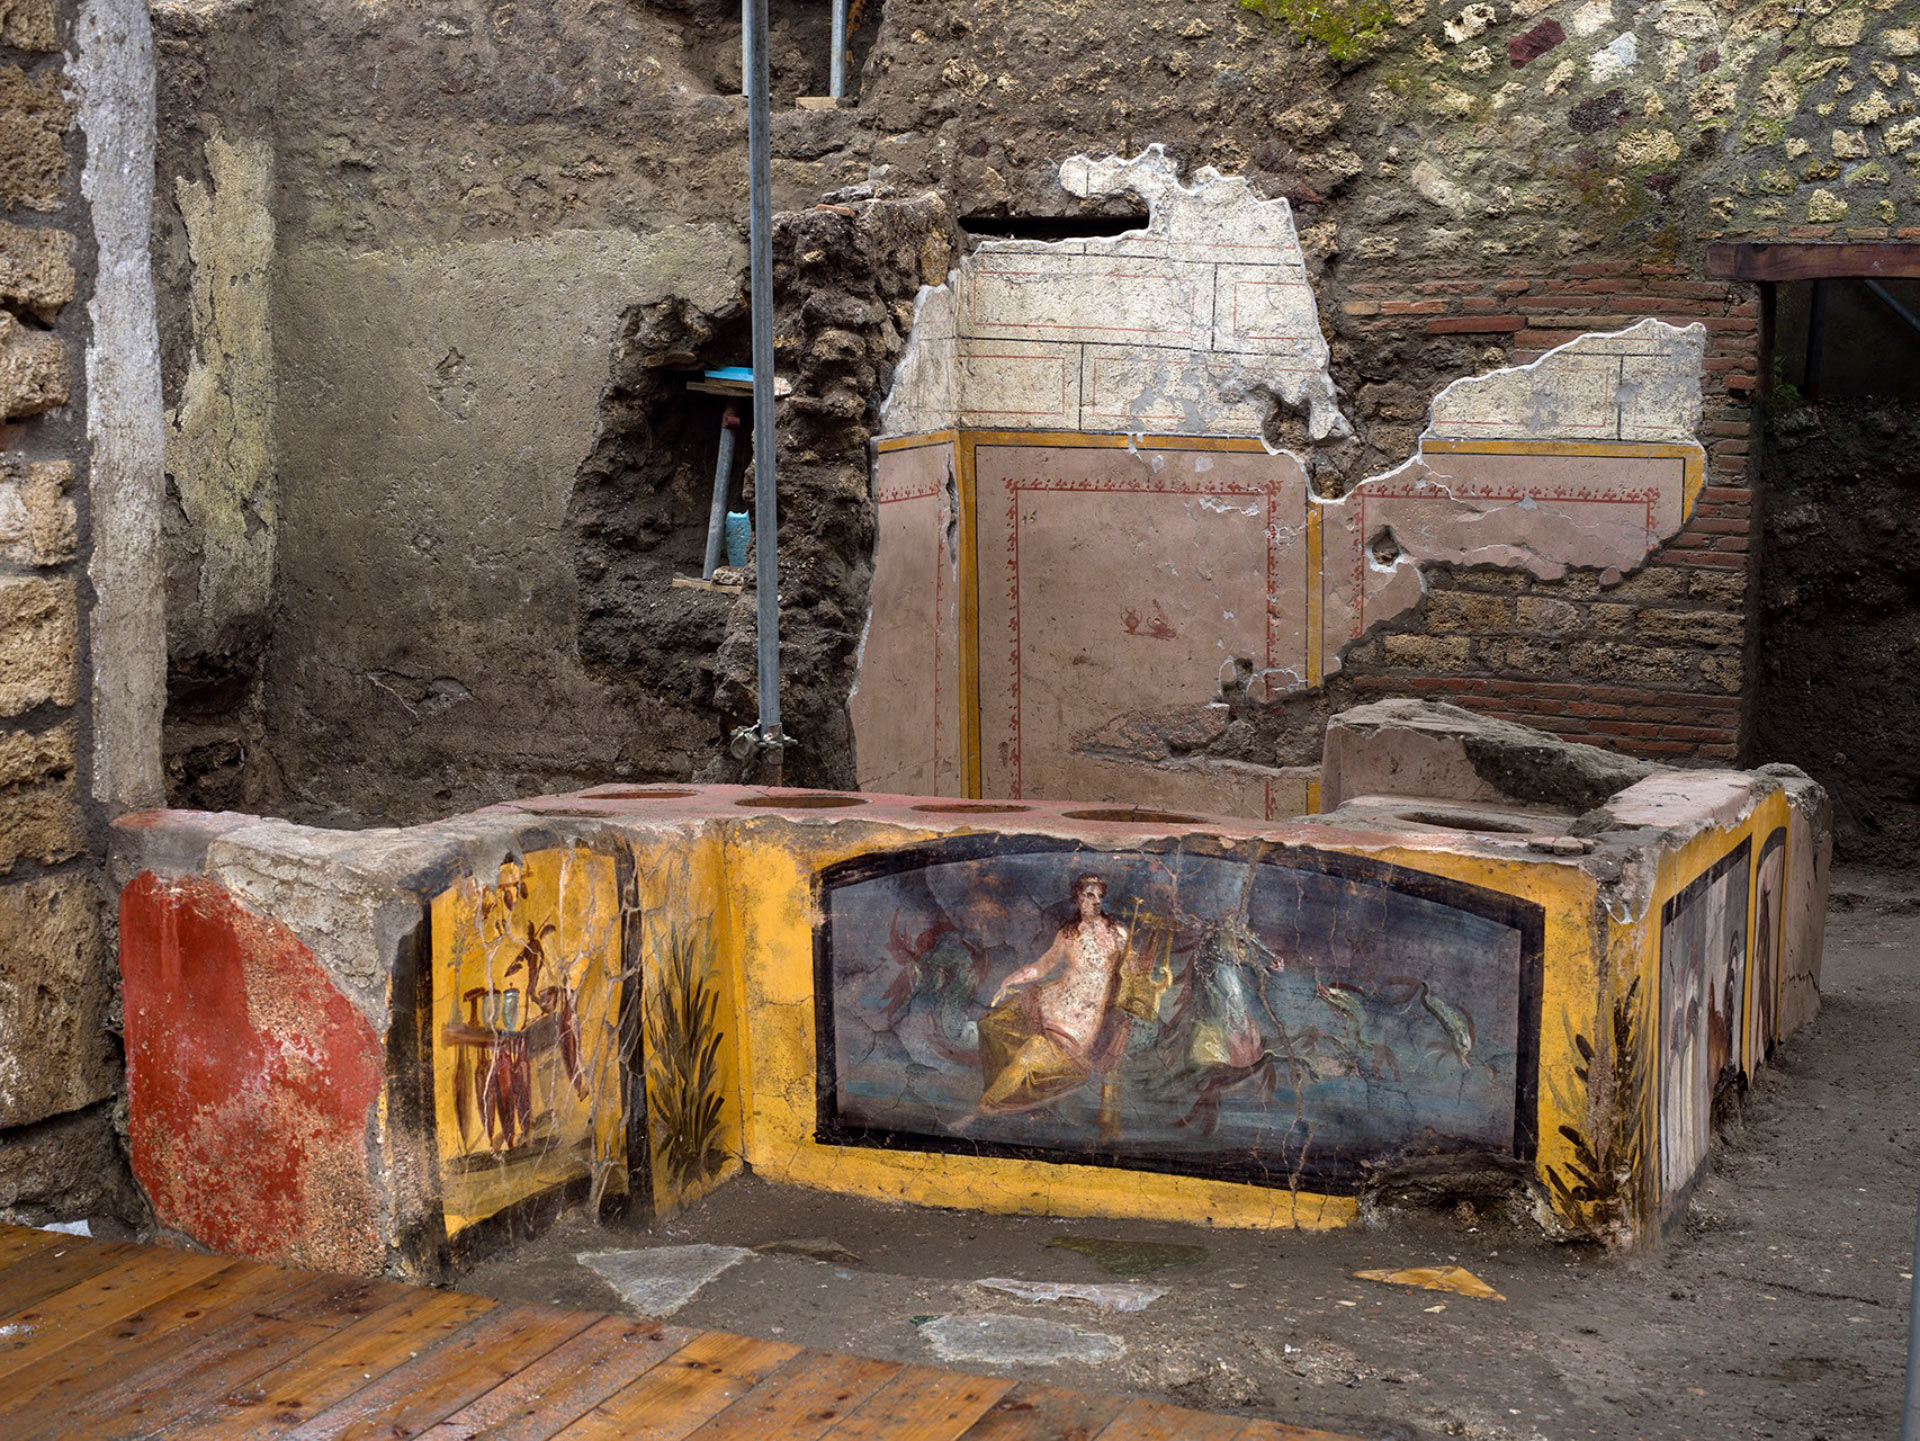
461, 869, 1919, 1441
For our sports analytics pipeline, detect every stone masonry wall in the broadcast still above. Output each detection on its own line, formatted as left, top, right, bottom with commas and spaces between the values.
1329, 259, 1758, 762
145, 0, 1918, 828
0, 0, 139, 1225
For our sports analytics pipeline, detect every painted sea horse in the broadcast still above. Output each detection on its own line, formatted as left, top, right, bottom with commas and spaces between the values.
880, 911, 991, 1068
1148, 916, 1291, 1135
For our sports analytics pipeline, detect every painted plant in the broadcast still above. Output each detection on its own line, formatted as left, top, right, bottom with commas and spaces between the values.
644, 916, 731, 1198
1546, 974, 1652, 1244
817, 840, 1541, 1190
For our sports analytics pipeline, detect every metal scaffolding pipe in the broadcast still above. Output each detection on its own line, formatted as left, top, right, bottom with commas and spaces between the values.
745, 0, 782, 759
830, 0, 848, 100
701, 400, 740, 581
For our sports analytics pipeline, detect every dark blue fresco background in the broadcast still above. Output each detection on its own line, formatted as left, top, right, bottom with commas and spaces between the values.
825, 848, 1524, 1177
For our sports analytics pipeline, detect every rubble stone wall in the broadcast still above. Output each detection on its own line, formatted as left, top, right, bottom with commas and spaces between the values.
147, 0, 1918, 822
0, 0, 156, 1226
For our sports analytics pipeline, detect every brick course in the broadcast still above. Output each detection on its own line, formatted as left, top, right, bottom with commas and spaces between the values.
1329, 260, 1759, 763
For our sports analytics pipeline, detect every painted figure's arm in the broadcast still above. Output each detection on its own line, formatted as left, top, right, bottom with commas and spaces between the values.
992, 930, 1070, 1005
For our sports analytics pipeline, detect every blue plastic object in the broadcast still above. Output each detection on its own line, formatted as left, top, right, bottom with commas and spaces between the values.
706, 366, 755, 386
725, 511, 751, 568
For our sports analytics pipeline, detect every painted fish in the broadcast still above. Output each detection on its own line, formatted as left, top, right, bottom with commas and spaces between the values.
1421, 985, 1476, 1071
1315, 981, 1367, 1041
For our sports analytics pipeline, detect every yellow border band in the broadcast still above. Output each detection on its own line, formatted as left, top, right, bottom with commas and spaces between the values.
877, 428, 1703, 807
1420, 437, 1706, 518
956, 433, 983, 798
873, 428, 959, 455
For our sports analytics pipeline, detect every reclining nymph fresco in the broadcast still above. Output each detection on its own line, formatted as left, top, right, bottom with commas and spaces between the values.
823, 846, 1535, 1187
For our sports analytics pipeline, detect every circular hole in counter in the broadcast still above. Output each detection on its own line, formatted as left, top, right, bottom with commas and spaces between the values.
734, 793, 869, 809
910, 802, 1033, 815
1397, 810, 1537, 835
1059, 808, 1204, 825
580, 788, 698, 800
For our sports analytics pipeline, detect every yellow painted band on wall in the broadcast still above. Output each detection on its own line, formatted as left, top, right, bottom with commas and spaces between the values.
1419, 437, 1706, 518
883, 428, 1701, 803
957, 432, 983, 798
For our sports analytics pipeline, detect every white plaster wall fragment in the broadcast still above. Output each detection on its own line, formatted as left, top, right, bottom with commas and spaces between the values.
876, 279, 957, 437
863, 152, 1713, 808
1315, 322, 1707, 674
879, 145, 1352, 443
1426, 319, 1706, 444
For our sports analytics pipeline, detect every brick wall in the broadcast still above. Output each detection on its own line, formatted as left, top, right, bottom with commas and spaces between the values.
1330, 261, 1760, 764
0, 0, 137, 1223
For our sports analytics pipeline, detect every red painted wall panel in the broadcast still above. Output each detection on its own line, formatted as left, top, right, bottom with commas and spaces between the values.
120, 872, 385, 1272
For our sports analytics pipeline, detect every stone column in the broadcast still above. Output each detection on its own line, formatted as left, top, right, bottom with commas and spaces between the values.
0, 0, 160, 1226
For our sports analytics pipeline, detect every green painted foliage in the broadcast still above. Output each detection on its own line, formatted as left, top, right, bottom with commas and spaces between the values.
645, 918, 731, 1193
1546, 975, 1652, 1241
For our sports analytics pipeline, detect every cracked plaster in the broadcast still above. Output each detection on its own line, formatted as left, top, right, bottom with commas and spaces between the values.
867, 152, 1707, 811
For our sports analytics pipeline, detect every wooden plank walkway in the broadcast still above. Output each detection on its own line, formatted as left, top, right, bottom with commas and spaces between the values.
0, 1224, 1360, 1441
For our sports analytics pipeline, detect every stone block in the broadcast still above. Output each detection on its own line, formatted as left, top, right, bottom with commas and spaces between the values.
1686, 569, 1749, 605
1514, 596, 1585, 636
1593, 564, 1690, 603
0, 308, 68, 419
1378, 633, 1473, 671
1590, 602, 1637, 635
1484, 637, 1566, 674
0, 0, 58, 51
0, 874, 114, 1129
0, 220, 72, 320
0, 63, 73, 212
1320, 697, 1665, 812
1702, 652, 1743, 693
0, 458, 75, 566
1567, 640, 1695, 687
0, 1103, 141, 1227
1636, 609, 1744, 646
0, 575, 76, 715
1425, 590, 1514, 632
0, 779, 83, 871
0, 720, 70, 789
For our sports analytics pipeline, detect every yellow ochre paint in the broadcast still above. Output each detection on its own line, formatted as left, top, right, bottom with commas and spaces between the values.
629, 831, 748, 1220
408, 777, 1792, 1245
1633, 786, 1792, 1209
715, 818, 1613, 1233
429, 846, 626, 1237
885, 428, 1695, 803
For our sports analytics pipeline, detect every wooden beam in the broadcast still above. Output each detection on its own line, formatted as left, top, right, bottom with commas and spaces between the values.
1705, 241, 1920, 282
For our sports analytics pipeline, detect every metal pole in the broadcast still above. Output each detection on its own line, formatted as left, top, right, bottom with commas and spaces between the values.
1803, 276, 1828, 405
1903, 1185, 1920, 1441
739, 0, 753, 96
701, 400, 739, 581
830, 0, 847, 100
745, 0, 782, 766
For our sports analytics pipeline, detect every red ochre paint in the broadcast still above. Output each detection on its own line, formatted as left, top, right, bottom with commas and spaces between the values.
120, 872, 384, 1272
